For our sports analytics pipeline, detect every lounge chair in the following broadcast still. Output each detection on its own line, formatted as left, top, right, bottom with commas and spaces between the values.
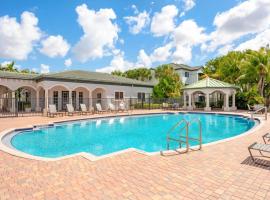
247, 104, 254, 112
263, 133, 270, 144
248, 142, 270, 165
119, 101, 127, 112
108, 103, 117, 112
162, 103, 169, 110
96, 103, 106, 113
66, 104, 77, 116
47, 104, 63, 117
80, 104, 92, 115
172, 103, 180, 110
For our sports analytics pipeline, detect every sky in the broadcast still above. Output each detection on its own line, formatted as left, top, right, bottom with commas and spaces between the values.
0, 0, 270, 73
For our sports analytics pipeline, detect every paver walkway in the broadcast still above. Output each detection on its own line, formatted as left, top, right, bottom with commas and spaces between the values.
0, 110, 269, 200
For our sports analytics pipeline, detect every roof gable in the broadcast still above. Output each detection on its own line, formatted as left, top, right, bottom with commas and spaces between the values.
183, 77, 238, 90
169, 63, 203, 71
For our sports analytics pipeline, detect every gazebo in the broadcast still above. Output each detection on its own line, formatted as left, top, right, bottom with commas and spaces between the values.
182, 77, 238, 111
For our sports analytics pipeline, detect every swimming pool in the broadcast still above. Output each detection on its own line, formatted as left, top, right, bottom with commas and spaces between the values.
9, 113, 256, 158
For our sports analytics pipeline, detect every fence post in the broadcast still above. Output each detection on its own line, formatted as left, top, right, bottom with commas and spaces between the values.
148, 97, 151, 110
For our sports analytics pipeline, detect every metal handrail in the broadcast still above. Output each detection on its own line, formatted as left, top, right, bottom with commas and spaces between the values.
251, 106, 268, 120
187, 118, 202, 150
166, 119, 189, 151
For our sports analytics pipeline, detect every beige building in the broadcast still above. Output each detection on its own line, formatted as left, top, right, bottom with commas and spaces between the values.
0, 70, 153, 113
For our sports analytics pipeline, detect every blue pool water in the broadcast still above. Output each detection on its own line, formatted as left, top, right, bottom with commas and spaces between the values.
10, 113, 256, 158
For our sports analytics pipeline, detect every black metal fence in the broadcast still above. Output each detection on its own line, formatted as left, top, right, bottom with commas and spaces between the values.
0, 97, 185, 118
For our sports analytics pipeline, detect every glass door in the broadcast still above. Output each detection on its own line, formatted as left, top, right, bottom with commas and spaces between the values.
62, 91, 69, 110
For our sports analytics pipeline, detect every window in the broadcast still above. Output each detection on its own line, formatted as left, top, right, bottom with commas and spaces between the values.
72, 91, 76, 109
79, 92, 83, 105
138, 92, 145, 100
62, 91, 69, 110
115, 91, 124, 100
184, 72, 189, 77
53, 91, 58, 109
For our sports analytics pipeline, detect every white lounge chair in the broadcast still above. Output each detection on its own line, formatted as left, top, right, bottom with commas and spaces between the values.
96, 103, 106, 113
119, 101, 127, 112
47, 104, 63, 117
108, 103, 116, 112
80, 104, 92, 115
66, 104, 76, 116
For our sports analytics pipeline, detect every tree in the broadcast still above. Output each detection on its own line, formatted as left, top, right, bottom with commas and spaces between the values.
0, 61, 18, 72
111, 68, 152, 81
111, 70, 123, 76
203, 46, 270, 106
153, 64, 182, 98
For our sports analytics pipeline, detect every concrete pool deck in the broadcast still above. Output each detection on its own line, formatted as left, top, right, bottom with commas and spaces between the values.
0, 110, 269, 200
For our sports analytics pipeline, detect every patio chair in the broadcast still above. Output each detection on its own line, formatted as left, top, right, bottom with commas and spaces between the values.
47, 104, 63, 117
119, 101, 127, 112
172, 103, 180, 110
80, 104, 92, 115
263, 133, 270, 144
96, 103, 106, 113
162, 103, 169, 110
248, 142, 270, 165
66, 104, 77, 116
108, 103, 117, 112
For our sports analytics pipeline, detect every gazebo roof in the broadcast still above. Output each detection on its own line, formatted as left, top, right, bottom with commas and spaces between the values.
183, 77, 238, 90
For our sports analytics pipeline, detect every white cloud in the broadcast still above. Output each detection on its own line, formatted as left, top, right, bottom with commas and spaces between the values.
124, 11, 150, 34
137, 43, 172, 67
217, 44, 234, 55
64, 58, 72, 67
137, 49, 152, 67
206, 0, 270, 51
173, 45, 192, 63
235, 28, 270, 51
40, 35, 70, 58
150, 43, 172, 62
150, 5, 178, 37
73, 4, 119, 62
172, 19, 207, 63
180, 0, 196, 16
96, 51, 136, 73
0, 11, 41, 60
131, 4, 139, 14
40, 64, 50, 74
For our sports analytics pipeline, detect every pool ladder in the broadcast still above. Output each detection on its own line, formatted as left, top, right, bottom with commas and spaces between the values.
161, 118, 202, 155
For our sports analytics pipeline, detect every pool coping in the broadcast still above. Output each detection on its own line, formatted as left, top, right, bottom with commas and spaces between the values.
0, 111, 264, 162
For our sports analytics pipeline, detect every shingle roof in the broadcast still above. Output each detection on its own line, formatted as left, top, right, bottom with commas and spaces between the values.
39, 70, 154, 87
169, 63, 203, 71
183, 77, 238, 90
0, 70, 154, 87
0, 71, 39, 80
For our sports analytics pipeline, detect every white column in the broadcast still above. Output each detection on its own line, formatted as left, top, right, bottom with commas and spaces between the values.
183, 92, 187, 109
224, 93, 230, 111
204, 92, 211, 111
35, 89, 40, 111
69, 90, 73, 105
44, 89, 48, 115
232, 92, 236, 111
88, 91, 92, 111
11, 91, 16, 112
188, 93, 193, 110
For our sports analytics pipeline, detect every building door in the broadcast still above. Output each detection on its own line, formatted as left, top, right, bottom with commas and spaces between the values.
62, 91, 69, 110
53, 91, 58, 110
72, 91, 76, 110
97, 92, 102, 104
